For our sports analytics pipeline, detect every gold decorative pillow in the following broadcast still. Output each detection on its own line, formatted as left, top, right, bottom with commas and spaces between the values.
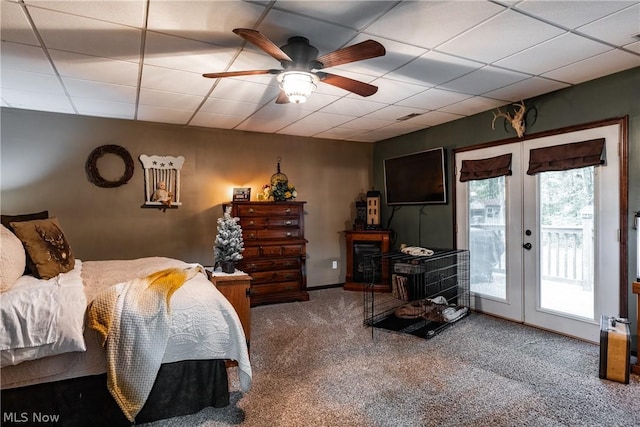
9, 217, 75, 280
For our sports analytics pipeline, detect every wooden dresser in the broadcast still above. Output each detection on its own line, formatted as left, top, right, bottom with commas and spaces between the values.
229, 201, 309, 306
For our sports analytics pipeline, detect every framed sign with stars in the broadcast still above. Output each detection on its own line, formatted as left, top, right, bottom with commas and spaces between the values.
139, 154, 185, 208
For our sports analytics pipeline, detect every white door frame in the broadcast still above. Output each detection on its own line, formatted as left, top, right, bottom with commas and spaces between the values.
454, 117, 629, 341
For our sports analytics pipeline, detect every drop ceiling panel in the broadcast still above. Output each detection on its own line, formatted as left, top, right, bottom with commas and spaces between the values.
516, 0, 636, 29
443, 65, 530, 95
542, 49, 640, 84
483, 76, 570, 101
406, 110, 464, 127
200, 97, 262, 117
28, 7, 143, 61
189, 111, 246, 129
339, 117, 396, 131
72, 97, 135, 119
209, 78, 281, 104
366, 105, 429, 121
49, 50, 139, 86
439, 96, 505, 116
2, 69, 64, 95
24, 0, 147, 27
272, 1, 396, 30
278, 111, 354, 136
355, 78, 429, 105
365, 1, 505, 49
1, 1, 41, 45
439, 10, 565, 64
386, 51, 484, 88
64, 78, 137, 104
396, 87, 472, 110
2, 88, 74, 113
1, 0, 638, 143
495, 33, 612, 75
1, 42, 55, 74
141, 64, 214, 96
139, 88, 204, 110
137, 105, 194, 124
328, 35, 427, 79
144, 32, 235, 73
319, 98, 385, 117
314, 127, 369, 140
577, 4, 640, 46
146, 1, 266, 45
257, 9, 357, 55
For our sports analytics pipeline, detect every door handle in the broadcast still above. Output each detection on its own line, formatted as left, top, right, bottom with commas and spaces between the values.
523, 242, 532, 250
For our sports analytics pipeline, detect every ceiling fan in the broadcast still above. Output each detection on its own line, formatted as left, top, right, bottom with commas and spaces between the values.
203, 28, 386, 104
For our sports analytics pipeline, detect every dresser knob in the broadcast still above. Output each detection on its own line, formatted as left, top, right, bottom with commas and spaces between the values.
248, 208, 254, 213
285, 220, 292, 225
285, 208, 291, 213
249, 221, 255, 226
286, 232, 292, 237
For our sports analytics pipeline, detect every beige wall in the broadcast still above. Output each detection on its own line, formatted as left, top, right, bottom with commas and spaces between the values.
0, 108, 373, 288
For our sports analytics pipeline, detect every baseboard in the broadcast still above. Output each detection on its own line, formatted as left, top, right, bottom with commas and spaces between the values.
307, 283, 344, 291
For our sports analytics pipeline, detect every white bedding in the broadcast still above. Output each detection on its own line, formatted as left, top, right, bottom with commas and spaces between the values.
0, 261, 86, 366
0, 257, 252, 393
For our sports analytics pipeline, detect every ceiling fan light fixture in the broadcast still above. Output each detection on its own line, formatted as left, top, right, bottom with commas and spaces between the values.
277, 71, 319, 103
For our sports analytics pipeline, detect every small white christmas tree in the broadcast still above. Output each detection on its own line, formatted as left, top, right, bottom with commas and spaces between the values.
214, 206, 244, 264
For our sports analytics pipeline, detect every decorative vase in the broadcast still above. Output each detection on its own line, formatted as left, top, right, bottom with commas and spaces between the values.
220, 261, 235, 274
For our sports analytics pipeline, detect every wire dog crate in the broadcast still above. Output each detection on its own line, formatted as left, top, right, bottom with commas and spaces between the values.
363, 249, 470, 339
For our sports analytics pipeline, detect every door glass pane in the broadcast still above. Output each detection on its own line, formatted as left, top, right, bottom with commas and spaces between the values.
468, 176, 506, 299
538, 167, 594, 319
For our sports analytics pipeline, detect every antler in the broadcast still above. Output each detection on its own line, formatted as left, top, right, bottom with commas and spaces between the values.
491, 107, 512, 130
491, 101, 527, 138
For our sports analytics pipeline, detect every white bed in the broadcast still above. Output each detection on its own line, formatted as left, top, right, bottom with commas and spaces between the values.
1, 256, 252, 424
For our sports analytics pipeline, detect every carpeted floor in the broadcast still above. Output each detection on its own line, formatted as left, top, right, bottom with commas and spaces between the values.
141, 287, 639, 427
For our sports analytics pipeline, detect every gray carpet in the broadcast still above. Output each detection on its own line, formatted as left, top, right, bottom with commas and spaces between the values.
142, 288, 639, 427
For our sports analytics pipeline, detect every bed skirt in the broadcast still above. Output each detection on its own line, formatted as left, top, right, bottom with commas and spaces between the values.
1, 359, 229, 426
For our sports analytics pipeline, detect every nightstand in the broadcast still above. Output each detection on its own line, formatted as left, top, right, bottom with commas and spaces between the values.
208, 270, 252, 350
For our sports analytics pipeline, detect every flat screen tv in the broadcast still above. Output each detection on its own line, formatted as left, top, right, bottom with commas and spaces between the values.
384, 147, 447, 205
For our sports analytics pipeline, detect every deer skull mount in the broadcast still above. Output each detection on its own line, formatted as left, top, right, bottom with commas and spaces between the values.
491, 101, 528, 138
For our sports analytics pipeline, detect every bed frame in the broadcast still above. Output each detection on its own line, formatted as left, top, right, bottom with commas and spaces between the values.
1, 359, 229, 426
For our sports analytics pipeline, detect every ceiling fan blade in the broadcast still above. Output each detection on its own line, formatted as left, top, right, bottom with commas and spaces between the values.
233, 28, 293, 63
318, 73, 378, 97
315, 40, 385, 69
275, 91, 290, 104
203, 69, 279, 79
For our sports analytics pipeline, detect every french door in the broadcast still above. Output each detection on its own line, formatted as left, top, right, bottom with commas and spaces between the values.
455, 124, 621, 342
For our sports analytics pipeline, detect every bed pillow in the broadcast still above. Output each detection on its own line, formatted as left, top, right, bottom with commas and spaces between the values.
1, 210, 49, 275
9, 217, 75, 280
1, 225, 27, 292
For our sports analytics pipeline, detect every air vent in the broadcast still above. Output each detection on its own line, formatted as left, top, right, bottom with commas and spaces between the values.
396, 113, 423, 121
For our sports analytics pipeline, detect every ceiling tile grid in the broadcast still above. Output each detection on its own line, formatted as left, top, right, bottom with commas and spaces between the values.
0, 0, 638, 142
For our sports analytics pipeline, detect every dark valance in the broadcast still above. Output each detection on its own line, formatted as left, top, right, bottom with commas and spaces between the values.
459, 153, 512, 182
527, 138, 605, 175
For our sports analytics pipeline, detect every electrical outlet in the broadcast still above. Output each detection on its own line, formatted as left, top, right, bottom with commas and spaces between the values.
332, 260, 338, 269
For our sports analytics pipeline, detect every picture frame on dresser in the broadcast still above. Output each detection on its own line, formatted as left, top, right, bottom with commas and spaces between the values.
226, 201, 309, 306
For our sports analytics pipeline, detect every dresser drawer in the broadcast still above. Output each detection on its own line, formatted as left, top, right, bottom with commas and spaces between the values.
242, 243, 305, 258
240, 217, 299, 229
236, 203, 302, 217
244, 229, 301, 240
241, 258, 300, 273
250, 269, 300, 284
251, 281, 301, 295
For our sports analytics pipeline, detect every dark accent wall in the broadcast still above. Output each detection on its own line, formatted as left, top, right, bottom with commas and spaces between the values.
373, 66, 640, 345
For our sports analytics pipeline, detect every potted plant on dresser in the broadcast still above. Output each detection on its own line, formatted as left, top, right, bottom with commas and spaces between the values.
214, 206, 244, 273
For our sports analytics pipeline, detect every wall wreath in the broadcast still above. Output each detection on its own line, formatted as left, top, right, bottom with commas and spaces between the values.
85, 144, 135, 188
